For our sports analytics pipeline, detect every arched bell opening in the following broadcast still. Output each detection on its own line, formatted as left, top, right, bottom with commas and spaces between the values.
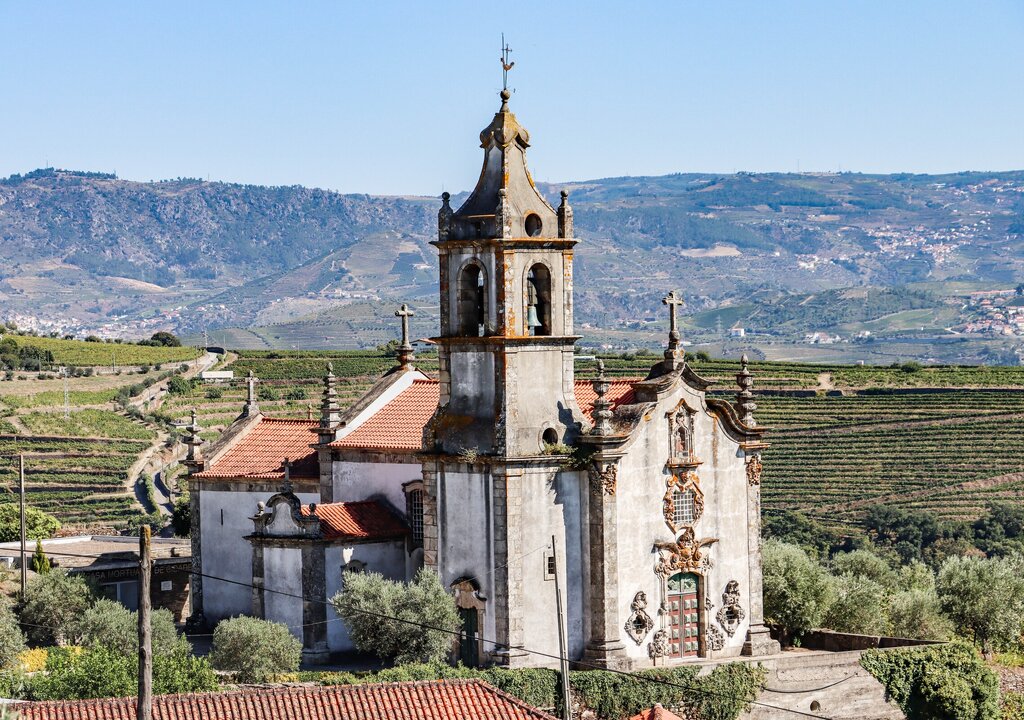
525, 264, 552, 336
458, 262, 487, 337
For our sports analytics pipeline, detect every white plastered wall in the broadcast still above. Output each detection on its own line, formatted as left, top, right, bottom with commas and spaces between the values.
324, 541, 408, 652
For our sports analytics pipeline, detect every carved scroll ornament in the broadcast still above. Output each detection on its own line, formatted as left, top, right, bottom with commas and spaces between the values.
589, 463, 618, 496
624, 591, 654, 645
716, 580, 746, 637
746, 455, 763, 486
654, 527, 718, 576
648, 629, 670, 659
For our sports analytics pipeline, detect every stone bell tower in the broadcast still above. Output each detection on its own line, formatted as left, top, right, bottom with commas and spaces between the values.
429, 88, 585, 457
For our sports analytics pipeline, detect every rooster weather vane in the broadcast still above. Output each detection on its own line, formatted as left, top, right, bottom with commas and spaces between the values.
500, 34, 514, 91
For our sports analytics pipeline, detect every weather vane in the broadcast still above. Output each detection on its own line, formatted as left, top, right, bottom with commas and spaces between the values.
500, 34, 514, 91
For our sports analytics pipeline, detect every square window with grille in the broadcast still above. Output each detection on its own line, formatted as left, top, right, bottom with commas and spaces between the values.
408, 489, 424, 543
673, 487, 695, 527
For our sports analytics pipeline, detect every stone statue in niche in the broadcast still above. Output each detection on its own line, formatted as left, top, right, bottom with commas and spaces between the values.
648, 629, 670, 659
624, 591, 654, 645
716, 580, 746, 637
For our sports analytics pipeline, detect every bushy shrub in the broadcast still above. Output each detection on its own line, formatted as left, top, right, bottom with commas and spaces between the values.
861, 642, 999, 720
887, 589, 953, 641
762, 540, 835, 645
166, 376, 193, 395
210, 616, 301, 683
831, 549, 897, 587
332, 568, 460, 664
936, 554, 1024, 655
822, 573, 887, 635
20, 571, 94, 646
0, 605, 25, 670
0, 505, 60, 543
171, 493, 191, 537
30, 539, 50, 574
75, 599, 180, 656
32, 643, 216, 700
898, 561, 936, 593
1003, 692, 1024, 720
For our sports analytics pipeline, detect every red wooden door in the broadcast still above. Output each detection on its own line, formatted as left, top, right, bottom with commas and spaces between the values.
668, 572, 700, 658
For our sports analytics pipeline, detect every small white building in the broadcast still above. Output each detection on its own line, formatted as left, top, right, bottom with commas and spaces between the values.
199, 370, 234, 383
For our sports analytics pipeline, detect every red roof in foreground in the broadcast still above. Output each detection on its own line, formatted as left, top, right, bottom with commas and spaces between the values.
12, 679, 557, 720
332, 378, 637, 452
629, 704, 687, 720
302, 500, 408, 541
195, 418, 318, 480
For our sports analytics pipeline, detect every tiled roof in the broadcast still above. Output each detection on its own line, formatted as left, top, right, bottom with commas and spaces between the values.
331, 378, 638, 452
629, 704, 687, 720
331, 379, 439, 451
194, 418, 318, 480
12, 679, 557, 720
574, 379, 636, 423
301, 500, 408, 541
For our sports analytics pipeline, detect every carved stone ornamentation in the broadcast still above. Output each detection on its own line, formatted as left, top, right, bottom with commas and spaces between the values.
624, 591, 654, 645
716, 580, 746, 637
662, 471, 704, 533
654, 528, 718, 576
648, 629, 670, 659
745, 455, 763, 486
706, 624, 725, 651
589, 463, 617, 496
438, 192, 453, 242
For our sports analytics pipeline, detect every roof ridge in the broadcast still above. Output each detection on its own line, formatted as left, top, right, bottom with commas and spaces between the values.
259, 416, 319, 424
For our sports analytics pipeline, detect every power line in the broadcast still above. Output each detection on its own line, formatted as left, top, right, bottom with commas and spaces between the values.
33, 547, 835, 719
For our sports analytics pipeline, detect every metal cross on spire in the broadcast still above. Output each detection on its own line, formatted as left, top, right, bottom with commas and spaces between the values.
395, 303, 416, 369
500, 34, 514, 91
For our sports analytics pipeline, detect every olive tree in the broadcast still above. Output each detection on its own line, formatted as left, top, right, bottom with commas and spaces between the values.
887, 589, 953, 641
762, 540, 836, 645
210, 616, 302, 683
822, 573, 888, 635
19, 571, 94, 646
936, 554, 1024, 656
332, 567, 460, 664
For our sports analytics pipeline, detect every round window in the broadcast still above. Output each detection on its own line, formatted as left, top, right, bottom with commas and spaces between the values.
525, 213, 543, 237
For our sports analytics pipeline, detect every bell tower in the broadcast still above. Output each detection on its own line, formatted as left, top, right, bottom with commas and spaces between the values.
430, 88, 585, 458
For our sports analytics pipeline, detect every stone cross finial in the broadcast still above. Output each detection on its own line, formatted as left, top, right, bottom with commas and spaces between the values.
591, 359, 613, 436
241, 370, 260, 418
395, 304, 415, 370
557, 190, 573, 239
662, 290, 685, 367
282, 458, 293, 494
735, 354, 757, 426
500, 34, 514, 91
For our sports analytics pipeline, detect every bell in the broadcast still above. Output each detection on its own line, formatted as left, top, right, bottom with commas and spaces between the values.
526, 304, 541, 329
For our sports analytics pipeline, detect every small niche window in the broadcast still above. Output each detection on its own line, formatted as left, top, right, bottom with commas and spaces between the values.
458, 263, 486, 336
525, 213, 543, 237
673, 487, 696, 527
525, 264, 552, 336
542, 428, 559, 447
408, 489, 424, 545
543, 551, 556, 580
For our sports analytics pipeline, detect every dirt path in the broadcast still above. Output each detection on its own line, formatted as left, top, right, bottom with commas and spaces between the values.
820, 472, 1024, 515
816, 372, 834, 391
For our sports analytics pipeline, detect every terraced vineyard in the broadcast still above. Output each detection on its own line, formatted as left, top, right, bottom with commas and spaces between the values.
757, 391, 1024, 529
0, 436, 147, 525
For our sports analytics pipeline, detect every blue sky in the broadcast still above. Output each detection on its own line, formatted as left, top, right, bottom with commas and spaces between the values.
1, 1, 1022, 195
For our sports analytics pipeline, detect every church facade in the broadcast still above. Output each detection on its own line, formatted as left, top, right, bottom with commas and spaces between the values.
187, 89, 779, 668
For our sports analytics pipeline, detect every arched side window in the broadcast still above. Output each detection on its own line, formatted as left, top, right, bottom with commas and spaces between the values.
458, 263, 486, 337
525, 264, 552, 336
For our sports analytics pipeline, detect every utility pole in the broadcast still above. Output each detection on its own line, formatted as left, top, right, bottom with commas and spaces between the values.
137, 526, 153, 720
19, 454, 26, 600
551, 535, 573, 720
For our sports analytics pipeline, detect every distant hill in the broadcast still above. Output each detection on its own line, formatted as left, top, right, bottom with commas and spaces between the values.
1, 167, 1023, 363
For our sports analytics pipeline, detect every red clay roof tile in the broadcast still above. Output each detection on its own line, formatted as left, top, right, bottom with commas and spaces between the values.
628, 704, 687, 720
195, 417, 318, 480
301, 500, 408, 541
13, 679, 557, 720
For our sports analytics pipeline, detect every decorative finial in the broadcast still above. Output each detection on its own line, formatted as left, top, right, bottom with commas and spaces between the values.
558, 190, 573, 239
184, 408, 203, 465
438, 192, 452, 242
662, 290, 685, 369
282, 458, 293, 494
395, 303, 416, 370
319, 363, 341, 436
242, 370, 260, 418
591, 359, 613, 436
735, 354, 757, 426
500, 34, 514, 92
496, 188, 510, 237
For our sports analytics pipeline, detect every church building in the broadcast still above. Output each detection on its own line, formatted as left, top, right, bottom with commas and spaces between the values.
186, 87, 779, 669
